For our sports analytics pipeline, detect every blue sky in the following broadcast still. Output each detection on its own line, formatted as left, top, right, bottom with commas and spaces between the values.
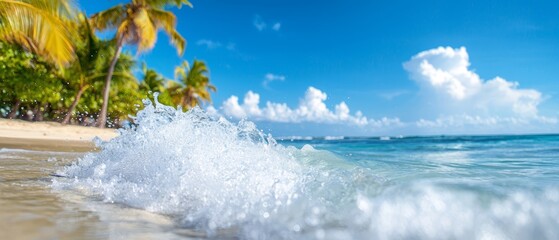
81, 0, 559, 136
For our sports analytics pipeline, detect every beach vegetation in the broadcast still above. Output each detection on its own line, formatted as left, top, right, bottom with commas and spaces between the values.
139, 62, 174, 106
0, 0, 215, 128
169, 60, 215, 109
0, 42, 64, 121
0, 0, 77, 67
89, 0, 190, 128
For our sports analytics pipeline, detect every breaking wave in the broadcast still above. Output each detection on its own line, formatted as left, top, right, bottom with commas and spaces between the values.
53, 97, 559, 239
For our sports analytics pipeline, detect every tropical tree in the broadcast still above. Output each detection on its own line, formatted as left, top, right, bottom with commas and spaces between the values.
60, 14, 101, 124
169, 60, 215, 109
0, 0, 76, 67
96, 53, 140, 127
73, 52, 139, 127
0, 41, 62, 120
61, 14, 135, 124
139, 62, 166, 94
90, 0, 191, 128
138, 62, 174, 105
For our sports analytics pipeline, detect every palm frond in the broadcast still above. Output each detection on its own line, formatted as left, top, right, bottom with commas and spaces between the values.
208, 84, 217, 92
0, 0, 76, 66
148, 8, 175, 30
145, 0, 192, 9
168, 28, 185, 55
147, 8, 185, 55
170, 60, 215, 108
131, 8, 157, 52
174, 60, 189, 80
35, 0, 77, 19
115, 19, 131, 42
89, 4, 125, 32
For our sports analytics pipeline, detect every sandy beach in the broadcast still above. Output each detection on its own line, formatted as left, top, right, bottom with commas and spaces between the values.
0, 119, 118, 151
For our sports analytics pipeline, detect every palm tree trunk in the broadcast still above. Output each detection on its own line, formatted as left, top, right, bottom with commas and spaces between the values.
7, 99, 21, 119
185, 89, 194, 109
96, 37, 124, 128
62, 87, 86, 124
33, 102, 45, 121
25, 105, 35, 121
180, 95, 186, 109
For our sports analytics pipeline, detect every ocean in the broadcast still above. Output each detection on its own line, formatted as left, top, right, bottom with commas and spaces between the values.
2, 101, 559, 239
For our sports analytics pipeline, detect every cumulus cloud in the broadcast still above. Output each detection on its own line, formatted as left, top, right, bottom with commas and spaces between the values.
403, 46, 542, 117
253, 15, 281, 32
272, 22, 281, 31
401, 46, 559, 131
253, 15, 266, 31
207, 46, 556, 135
220, 87, 401, 128
263, 73, 286, 88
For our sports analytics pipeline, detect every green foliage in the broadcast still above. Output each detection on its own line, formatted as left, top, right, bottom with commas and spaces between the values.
0, 0, 77, 67
0, 42, 63, 119
90, 0, 190, 127
0, 0, 217, 127
67, 47, 142, 125
139, 62, 174, 106
90, 0, 190, 55
60, 14, 142, 124
169, 60, 216, 109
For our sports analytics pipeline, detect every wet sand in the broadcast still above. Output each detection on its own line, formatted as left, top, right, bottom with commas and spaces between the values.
0, 137, 96, 152
0, 147, 190, 240
0, 120, 221, 239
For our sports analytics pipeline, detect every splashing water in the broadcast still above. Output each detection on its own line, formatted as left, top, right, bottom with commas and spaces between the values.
54, 97, 559, 239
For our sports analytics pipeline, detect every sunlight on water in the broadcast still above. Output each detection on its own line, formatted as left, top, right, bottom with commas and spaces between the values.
52, 97, 559, 239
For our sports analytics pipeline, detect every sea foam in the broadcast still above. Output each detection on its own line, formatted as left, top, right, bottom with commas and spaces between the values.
54, 97, 559, 239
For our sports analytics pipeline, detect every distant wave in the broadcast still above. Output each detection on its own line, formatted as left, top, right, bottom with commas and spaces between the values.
277, 136, 313, 141
324, 136, 345, 140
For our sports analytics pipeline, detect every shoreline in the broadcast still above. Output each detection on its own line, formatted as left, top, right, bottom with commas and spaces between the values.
0, 118, 118, 151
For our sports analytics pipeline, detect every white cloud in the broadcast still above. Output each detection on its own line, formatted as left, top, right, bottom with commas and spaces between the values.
220, 87, 401, 128
253, 15, 266, 31
265, 73, 286, 82
208, 47, 557, 135
403, 46, 542, 117
263, 73, 286, 88
196, 39, 222, 49
412, 114, 558, 135
254, 15, 281, 32
197, 39, 237, 52
416, 115, 557, 128
272, 22, 281, 31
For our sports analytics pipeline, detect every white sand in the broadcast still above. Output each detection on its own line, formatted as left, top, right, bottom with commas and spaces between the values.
0, 118, 118, 141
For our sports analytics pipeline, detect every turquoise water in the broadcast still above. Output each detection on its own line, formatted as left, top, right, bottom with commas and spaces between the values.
275, 135, 559, 239
280, 135, 559, 189
54, 101, 559, 239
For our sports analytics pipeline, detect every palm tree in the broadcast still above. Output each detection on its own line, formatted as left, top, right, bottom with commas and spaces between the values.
71, 52, 137, 126
90, 0, 191, 128
169, 60, 216, 109
138, 62, 176, 105
139, 62, 166, 94
0, 0, 76, 67
62, 14, 134, 124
